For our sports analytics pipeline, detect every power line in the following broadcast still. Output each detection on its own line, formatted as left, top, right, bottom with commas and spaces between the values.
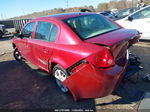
65, 0, 69, 8
1, 13, 3, 20
22, 9, 25, 15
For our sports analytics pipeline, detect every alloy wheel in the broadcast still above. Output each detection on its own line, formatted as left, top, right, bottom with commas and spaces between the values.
54, 69, 68, 93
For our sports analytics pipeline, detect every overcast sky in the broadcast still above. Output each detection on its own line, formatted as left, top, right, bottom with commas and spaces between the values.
0, 0, 110, 19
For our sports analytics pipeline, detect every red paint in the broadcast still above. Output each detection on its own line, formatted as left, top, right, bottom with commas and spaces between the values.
63, 63, 127, 101
12, 13, 141, 101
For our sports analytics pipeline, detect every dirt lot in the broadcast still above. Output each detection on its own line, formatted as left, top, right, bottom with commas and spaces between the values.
0, 35, 150, 112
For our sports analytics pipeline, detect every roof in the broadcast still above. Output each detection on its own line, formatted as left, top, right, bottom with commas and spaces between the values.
36, 12, 95, 20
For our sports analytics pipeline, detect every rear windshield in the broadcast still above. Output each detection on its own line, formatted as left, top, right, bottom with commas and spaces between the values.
64, 14, 121, 40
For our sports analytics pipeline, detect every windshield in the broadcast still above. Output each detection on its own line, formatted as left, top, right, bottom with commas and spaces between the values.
64, 14, 121, 40
117, 9, 130, 18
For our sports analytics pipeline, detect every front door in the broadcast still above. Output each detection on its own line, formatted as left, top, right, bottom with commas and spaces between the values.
130, 6, 150, 39
19, 22, 35, 60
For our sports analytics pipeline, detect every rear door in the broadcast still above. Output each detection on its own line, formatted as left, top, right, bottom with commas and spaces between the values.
31, 21, 58, 71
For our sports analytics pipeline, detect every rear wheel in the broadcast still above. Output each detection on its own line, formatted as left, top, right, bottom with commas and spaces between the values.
13, 48, 24, 62
53, 65, 69, 93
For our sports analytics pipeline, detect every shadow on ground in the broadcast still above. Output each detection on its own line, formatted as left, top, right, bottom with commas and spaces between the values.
96, 83, 144, 107
0, 45, 150, 110
0, 59, 145, 111
0, 60, 95, 110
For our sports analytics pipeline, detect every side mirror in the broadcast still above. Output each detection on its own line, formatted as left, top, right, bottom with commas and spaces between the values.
16, 30, 20, 34
19, 34, 23, 39
128, 16, 133, 21
14, 33, 23, 39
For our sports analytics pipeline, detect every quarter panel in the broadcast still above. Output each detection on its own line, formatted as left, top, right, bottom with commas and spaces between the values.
50, 43, 105, 70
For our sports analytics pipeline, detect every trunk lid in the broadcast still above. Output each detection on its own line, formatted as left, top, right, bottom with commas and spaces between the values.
85, 28, 140, 65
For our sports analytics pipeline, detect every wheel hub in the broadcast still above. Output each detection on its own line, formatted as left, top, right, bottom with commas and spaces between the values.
15, 51, 22, 59
54, 69, 68, 92
55, 69, 67, 82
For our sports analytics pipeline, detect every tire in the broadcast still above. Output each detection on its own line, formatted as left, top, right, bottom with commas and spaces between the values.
0, 31, 3, 38
13, 48, 24, 62
53, 65, 69, 93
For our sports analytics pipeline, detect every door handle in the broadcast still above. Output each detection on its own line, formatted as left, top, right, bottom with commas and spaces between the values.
42, 48, 50, 53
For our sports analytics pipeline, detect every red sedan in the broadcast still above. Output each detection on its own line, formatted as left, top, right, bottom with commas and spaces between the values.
12, 13, 141, 101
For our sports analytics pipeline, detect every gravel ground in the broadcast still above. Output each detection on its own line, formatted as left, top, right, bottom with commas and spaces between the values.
0, 36, 150, 112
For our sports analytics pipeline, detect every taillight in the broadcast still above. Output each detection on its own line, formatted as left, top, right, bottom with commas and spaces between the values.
87, 49, 115, 68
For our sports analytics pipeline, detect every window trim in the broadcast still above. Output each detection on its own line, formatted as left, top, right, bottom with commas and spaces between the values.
21, 22, 35, 39
49, 24, 58, 42
34, 21, 52, 42
34, 21, 58, 42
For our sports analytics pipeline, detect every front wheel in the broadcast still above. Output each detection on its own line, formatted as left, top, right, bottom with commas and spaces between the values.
13, 48, 24, 62
53, 65, 69, 93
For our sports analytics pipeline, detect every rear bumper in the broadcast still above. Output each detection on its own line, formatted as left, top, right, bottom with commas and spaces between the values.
63, 62, 128, 101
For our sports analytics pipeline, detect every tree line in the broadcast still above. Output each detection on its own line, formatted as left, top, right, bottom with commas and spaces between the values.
13, 0, 150, 19
97, 0, 150, 12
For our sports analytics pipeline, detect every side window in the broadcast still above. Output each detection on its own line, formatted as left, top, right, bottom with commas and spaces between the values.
131, 7, 150, 20
22, 22, 35, 38
35, 21, 58, 42
35, 22, 52, 41
49, 24, 58, 42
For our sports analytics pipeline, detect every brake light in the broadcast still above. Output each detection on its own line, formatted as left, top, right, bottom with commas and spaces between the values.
87, 49, 115, 68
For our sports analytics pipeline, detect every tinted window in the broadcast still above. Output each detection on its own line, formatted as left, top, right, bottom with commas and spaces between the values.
64, 14, 120, 40
132, 7, 150, 19
101, 13, 109, 16
117, 9, 130, 18
50, 24, 58, 42
35, 22, 52, 41
22, 22, 35, 38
